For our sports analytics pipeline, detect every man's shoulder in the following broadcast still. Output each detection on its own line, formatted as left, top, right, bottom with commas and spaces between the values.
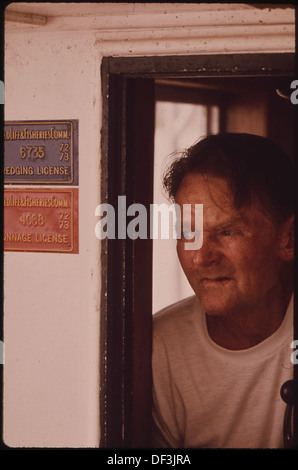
153, 295, 203, 336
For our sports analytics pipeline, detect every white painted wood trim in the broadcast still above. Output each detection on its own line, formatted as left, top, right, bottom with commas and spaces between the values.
5, 4, 295, 55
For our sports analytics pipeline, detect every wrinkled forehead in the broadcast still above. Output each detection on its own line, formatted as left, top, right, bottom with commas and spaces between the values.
175, 173, 233, 208
175, 172, 272, 229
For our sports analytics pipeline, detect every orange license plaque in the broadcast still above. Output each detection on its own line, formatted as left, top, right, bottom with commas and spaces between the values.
4, 188, 79, 253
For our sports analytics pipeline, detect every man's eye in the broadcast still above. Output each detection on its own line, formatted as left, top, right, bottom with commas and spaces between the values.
182, 230, 201, 242
182, 231, 195, 241
221, 230, 233, 236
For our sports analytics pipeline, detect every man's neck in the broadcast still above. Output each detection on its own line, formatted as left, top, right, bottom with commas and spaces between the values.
205, 287, 292, 351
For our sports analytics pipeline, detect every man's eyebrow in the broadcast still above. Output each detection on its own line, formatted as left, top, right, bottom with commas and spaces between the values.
179, 215, 249, 231
213, 215, 249, 231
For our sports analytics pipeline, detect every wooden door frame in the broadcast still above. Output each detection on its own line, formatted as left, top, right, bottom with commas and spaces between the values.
100, 53, 296, 448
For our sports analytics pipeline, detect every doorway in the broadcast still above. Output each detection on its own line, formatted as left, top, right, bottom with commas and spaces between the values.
100, 53, 295, 448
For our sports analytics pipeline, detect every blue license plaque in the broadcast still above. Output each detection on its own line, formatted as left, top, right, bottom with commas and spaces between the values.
4, 120, 78, 185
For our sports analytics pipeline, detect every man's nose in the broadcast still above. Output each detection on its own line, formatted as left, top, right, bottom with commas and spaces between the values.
191, 236, 221, 266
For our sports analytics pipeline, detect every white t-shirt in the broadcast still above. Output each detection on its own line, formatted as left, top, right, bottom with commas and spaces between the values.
152, 295, 294, 449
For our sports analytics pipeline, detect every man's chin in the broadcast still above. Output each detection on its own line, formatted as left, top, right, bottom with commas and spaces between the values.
195, 293, 236, 317
193, 282, 238, 315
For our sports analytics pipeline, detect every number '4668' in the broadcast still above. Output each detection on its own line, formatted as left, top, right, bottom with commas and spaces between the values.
19, 212, 45, 227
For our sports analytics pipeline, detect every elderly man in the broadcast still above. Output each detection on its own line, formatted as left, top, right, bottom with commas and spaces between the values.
152, 133, 294, 448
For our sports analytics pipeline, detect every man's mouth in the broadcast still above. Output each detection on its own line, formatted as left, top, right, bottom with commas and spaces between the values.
201, 277, 232, 284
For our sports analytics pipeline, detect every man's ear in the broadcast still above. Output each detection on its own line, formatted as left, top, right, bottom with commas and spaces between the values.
278, 215, 294, 262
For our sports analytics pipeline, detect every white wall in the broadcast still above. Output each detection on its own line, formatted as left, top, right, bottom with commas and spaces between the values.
3, 3, 295, 448
4, 31, 102, 447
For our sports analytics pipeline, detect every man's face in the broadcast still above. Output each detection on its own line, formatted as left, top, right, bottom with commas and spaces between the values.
176, 173, 286, 318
